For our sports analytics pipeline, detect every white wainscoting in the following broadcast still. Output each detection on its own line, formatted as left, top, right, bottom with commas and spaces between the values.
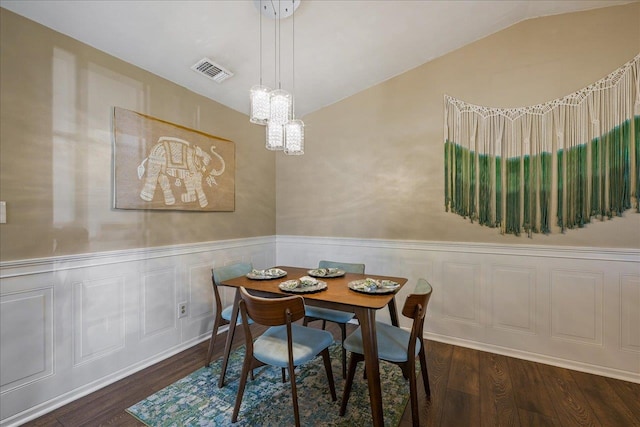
0, 237, 275, 426
277, 236, 640, 383
1, 235, 638, 425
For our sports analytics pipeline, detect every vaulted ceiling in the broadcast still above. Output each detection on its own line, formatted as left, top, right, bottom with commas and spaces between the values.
2, 0, 634, 117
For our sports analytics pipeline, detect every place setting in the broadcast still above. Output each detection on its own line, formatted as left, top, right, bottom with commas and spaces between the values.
246, 267, 287, 280
306, 267, 345, 278
279, 275, 328, 293
348, 278, 400, 294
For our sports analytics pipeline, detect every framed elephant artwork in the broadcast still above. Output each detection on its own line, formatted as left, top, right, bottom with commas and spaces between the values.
112, 107, 234, 211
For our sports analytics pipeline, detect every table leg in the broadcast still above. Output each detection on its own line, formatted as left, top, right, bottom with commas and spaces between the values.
387, 297, 399, 326
218, 289, 241, 388
355, 307, 384, 427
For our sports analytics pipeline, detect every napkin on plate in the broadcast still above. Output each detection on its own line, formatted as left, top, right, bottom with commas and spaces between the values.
353, 278, 398, 291
299, 276, 319, 287
252, 268, 285, 277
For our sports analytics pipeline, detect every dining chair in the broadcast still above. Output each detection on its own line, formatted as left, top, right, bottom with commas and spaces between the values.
232, 287, 337, 427
339, 278, 432, 427
205, 262, 253, 368
303, 260, 365, 378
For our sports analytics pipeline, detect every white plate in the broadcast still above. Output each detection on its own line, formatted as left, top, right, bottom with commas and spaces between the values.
279, 278, 328, 294
307, 268, 345, 278
348, 279, 400, 294
246, 268, 287, 280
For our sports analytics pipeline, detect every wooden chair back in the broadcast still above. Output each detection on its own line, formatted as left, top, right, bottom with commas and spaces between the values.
402, 278, 432, 362
402, 278, 432, 320
212, 262, 253, 310
239, 286, 305, 326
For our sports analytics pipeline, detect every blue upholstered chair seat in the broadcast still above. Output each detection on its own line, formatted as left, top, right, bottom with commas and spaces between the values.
233, 287, 337, 426
343, 321, 421, 363
221, 305, 253, 324
305, 306, 354, 324
254, 324, 334, 367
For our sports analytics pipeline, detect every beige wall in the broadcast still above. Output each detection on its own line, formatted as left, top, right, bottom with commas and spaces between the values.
0, 9, 276, 261
277, 3, 640, 248
2, 4, 639, 264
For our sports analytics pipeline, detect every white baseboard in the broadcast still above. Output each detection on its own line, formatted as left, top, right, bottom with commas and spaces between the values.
0, 334, 211, 427
424, 332, 640, 384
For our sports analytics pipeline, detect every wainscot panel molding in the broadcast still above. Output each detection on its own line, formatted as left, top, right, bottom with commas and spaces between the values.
277, 236, 640, 383
0, 237, 275, 426
1, 235, 638, 425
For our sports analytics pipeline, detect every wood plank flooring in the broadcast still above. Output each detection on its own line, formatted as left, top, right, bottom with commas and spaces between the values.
23, 323, 640, 427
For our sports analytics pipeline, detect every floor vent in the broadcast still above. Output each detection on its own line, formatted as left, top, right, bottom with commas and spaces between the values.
191, 58, 233, 83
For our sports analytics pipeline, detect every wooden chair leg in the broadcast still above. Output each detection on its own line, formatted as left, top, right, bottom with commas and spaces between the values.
407, 359, 420, 427
339, 353, 361, 416
339, 323, 347, 378
231, 354, 253, 423
419, 344, 430, 398
288, 365, 301, 427
205, 316, 222, 366
321, 348, 337, 401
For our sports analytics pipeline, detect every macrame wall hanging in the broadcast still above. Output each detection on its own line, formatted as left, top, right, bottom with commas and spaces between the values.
444, 54, 639, 237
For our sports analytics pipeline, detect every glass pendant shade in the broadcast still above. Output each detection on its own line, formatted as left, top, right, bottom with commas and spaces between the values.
266, 122, 284, 151
269, 89, 291, 125
284, 119, 304, 155
249, 85, 271, 125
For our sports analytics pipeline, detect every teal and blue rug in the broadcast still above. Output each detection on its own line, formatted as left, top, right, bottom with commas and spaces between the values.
127, 343, 410, 426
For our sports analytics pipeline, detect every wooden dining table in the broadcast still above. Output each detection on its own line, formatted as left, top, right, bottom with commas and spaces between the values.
218, 266, 407, 427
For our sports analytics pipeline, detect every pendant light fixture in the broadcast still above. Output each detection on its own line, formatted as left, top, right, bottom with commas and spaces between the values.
250, 0, 303, 155
249, 2, 270, 125
284, 0, 304, 155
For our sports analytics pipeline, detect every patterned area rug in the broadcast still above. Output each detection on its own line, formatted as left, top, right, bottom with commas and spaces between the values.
127, 343, 410, 426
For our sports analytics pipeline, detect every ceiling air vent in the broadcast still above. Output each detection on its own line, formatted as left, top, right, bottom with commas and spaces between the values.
191, 58, 233, 83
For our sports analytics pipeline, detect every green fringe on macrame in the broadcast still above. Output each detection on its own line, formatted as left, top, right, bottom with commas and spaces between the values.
557, 150, 564, 231
540, 152, 551, 234
495, 157, 502, 227
523, 156, 532, 234
444, 141, 478, 220
445, 116, 635, 234
455, 144, 464, 215
469, 151, 476, 222
478, 154, 492, 226
591, 137, 603, 217
635, 115, 640, 213
573, 144, 588, 228
444, 140, 451, 211
606, 119, 632, 217
505, 157, 521, 235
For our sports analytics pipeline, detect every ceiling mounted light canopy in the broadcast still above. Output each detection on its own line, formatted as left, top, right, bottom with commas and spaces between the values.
249, 0, 304, 155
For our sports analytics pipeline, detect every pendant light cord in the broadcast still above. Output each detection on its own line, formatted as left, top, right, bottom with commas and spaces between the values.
277, 0, 281, 89
292, 0, 296, 118
270, 0, 277, 89
259, 1, 263, 86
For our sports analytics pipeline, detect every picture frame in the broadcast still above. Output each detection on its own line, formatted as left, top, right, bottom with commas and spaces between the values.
112, 107, 235, 212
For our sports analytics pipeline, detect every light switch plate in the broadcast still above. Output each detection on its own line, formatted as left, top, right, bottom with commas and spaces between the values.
0, 201, 5, 224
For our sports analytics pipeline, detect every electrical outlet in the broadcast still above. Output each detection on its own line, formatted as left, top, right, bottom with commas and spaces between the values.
178, 302, 188, 318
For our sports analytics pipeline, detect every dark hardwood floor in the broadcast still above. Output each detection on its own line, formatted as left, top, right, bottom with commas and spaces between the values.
23, 323, 640, 427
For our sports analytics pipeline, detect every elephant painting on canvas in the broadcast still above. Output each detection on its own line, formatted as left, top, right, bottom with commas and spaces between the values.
137, 136, 226, 208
